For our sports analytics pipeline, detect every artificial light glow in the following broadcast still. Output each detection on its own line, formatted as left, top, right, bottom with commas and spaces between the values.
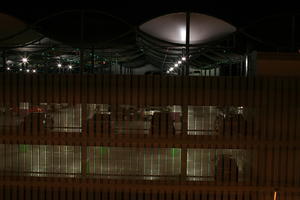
174, 63, 179, 67
245, 55, 248, 76
32, 69, 36, 73
180, 27, 186, 42
6, 67, 10, 70
22, 57, 28, 63
26, 69, 30, 73
19, 68, 23, 71
182, 56, 186, 61
273, 191, 277, 200
169, 67, 174, 71
6, 60, 13, 65
57, 63, 62, 68
68, 65, 72, 69
178, 60, 182, 64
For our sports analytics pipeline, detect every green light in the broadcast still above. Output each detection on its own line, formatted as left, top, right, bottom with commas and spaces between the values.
99, 146, 108, 155
171, 148, 180, 157
19, 144, 29, 153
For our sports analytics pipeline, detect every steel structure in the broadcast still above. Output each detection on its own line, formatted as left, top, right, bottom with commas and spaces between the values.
0, 9, 300, 200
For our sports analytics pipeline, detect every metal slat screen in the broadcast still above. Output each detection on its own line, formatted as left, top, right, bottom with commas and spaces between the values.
0, 74, 299, 199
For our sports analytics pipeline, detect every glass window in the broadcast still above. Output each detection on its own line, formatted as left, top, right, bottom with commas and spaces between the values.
87, 146, 181, 179
187, 148, 251, 182
0, 144, 81, 177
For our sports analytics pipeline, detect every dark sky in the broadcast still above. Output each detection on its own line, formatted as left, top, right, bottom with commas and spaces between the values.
1, 4, 299, 50
1, 4, 299, 27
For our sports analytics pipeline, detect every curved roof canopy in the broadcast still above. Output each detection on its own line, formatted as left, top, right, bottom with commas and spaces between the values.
0, 13, 42, 47
33, 10, 134, 48
139, 12, 236, 45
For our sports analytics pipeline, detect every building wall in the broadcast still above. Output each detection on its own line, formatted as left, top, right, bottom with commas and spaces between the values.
0, 73, 299, 199
256, 52, 300, 76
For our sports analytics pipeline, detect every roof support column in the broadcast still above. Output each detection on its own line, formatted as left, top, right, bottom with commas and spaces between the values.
291, 15, 296, 52
2, 50, 6, 69
80, 49, 84, 74
91, 46, 95, 70
185, 11, 190, 76
80, 10, 85, 74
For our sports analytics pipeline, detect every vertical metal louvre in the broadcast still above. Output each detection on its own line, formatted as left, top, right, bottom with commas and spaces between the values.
0, 73, 299, 199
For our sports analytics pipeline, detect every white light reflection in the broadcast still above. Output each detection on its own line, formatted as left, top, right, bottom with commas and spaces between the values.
180, 27, 186, 42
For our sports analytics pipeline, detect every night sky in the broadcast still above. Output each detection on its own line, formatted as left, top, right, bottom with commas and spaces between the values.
0, 4, 299, 51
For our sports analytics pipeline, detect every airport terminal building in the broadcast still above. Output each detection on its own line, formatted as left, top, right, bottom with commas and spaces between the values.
0, 10, 299, 200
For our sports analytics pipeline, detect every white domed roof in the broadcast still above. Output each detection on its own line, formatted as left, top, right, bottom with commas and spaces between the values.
139, 12, 236, 45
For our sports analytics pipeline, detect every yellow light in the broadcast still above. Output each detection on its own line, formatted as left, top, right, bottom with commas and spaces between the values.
273, 191, 277, 200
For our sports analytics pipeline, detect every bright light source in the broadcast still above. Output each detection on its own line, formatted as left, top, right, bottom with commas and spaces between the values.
57, 63, 62, 68
182, 57, 186, 61
174, 63, 179, 67
274, 191, 277, 200
19, 68, 23, 71
178, 60, 182, 64
32, 69, 36, 73
22, 57, 28, 63
169, 67, 174, 71
180, 28, 186, 42
26, 69, 30, 73
166, 71, 170, 74
68, 65, 72, 69
245, 55, 248, 76
6, 67, 10, 70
